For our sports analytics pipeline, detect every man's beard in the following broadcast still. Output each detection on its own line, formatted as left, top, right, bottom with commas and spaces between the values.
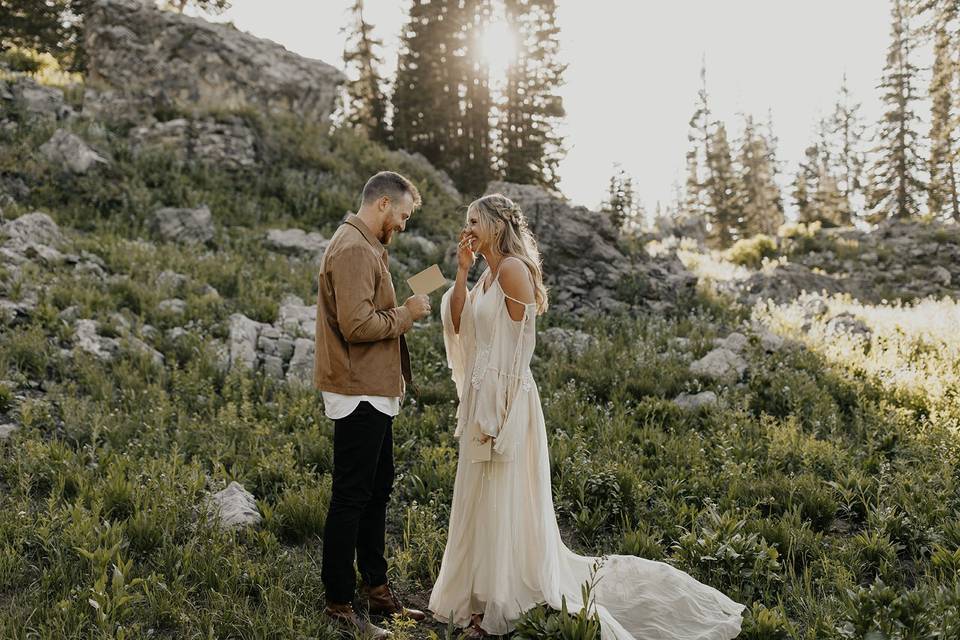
381, 221, 398, 244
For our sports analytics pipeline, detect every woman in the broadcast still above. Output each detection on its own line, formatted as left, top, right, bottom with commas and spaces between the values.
427, 194, 746, 640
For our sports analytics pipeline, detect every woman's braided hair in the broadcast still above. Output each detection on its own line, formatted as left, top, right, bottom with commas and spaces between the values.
466, 193, 549, 315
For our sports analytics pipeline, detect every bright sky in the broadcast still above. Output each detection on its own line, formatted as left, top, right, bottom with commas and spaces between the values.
193, 1, 907, 216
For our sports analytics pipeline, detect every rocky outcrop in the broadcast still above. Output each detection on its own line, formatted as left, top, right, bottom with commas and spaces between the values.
71, 317, 165, 367
148, 206, 214, 246
39, 129, 108, 174
481, 182, 697, 316
724, 220, 960, 305
728, 262, 846, 307
129, 117, 258, 169
82, 0, 346, 125
226, 294, 316, 386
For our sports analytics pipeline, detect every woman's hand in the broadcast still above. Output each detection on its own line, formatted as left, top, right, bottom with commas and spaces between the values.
457, 229, 476, 272
478, 434, 496, 445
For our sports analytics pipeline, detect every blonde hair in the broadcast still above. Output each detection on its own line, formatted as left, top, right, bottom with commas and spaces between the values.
467, 193, 549, 315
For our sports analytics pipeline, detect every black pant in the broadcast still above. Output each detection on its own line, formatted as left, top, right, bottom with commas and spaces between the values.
321, 400, 395, 605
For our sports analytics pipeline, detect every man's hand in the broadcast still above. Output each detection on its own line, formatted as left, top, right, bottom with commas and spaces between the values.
404, 293, 431, 320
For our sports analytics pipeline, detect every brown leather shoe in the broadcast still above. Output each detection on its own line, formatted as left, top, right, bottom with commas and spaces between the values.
361, 582, 427, 622
324, 602, 393, 639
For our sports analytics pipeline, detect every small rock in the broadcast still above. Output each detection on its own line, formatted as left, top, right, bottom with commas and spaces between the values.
285, 338, 315, 386
264, 228, 329, 259
825, 312, 871, 339
757, 329, 785, 353
157, 298, 187, 315
58, 305, 80, 323
228, 312, 266, 370
262, 354, 284, 380
39, 129, 108, 174
541, 327, 597, 358
204, 481, 262, 529
931, 265, 952, 286
125, 335, 165, 368
198, 283, 220, 297
73, 319, 120, 361
156, 270, 189, 290
673, 391, 718, 411
0, 423, 18, 439
713, 332, 749, 354
149, 205, 214, 246
689, 348, 747, 384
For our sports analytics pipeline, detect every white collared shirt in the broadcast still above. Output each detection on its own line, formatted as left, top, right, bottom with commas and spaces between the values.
321, 391, 401, 420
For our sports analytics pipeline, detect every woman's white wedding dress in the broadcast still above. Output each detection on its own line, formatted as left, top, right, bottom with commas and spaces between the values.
427, 258, 746, 640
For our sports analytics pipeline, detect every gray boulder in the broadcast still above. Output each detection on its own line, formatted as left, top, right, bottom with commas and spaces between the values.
157, 298, 187, 315
3, 76, 73, 122
689, 348, 747, 384
73, 319, 120, 361
228, 313, 267, 371
277, 294, 317, 338
713, 332, 749, 354
83, 0, 345, 125
285, 338, 315, 387
540, 327, 597, 358
156, 270, 189, 291
673, 391, 718, 411
39, 129, 108, 174
265, 228, 329, 260
0, 423, 18, 439
149, 206, 214, 246
1, 211, 63, 249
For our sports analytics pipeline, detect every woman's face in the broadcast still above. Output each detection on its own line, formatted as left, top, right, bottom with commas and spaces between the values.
464, 207, 490, 253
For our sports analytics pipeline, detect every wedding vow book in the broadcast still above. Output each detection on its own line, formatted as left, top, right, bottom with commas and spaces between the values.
467, 426, 493, 462
407, 264, 446, 296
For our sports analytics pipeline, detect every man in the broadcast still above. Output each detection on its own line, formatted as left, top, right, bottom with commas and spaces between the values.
314, 171, 431, 638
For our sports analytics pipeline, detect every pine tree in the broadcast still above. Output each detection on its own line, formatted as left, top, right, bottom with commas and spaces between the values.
498, 0, 567, 190
341, 0, 389, 144
603, 163, 638, 233
868, 0, 926, 220
392, 1, 466, 179
829, 75, 868, 223
926, 2, 960, 220
704, 122, 740, 247
683, 61, 711, 224
737, 114, 784, 236
448, 0, 494, 195
794, 117, 850, 226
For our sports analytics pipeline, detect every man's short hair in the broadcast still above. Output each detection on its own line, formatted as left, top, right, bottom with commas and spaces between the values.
361, 171, 422, 209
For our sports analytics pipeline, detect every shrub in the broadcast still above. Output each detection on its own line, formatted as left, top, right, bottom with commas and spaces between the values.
726, 234, 778, 269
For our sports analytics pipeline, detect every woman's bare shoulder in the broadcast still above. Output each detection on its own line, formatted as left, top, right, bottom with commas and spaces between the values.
499, 256, 535, 305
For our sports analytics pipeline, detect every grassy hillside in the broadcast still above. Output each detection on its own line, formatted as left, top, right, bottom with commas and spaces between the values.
1, 95, 959, 639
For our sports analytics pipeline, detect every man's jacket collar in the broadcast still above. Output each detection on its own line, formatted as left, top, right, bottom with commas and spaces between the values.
344, 213, 387, 259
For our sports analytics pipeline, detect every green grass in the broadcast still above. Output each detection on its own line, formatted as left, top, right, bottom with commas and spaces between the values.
1, 111, 959, 639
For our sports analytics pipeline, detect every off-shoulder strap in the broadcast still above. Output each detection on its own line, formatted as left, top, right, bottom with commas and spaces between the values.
498, 256, 537, 306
